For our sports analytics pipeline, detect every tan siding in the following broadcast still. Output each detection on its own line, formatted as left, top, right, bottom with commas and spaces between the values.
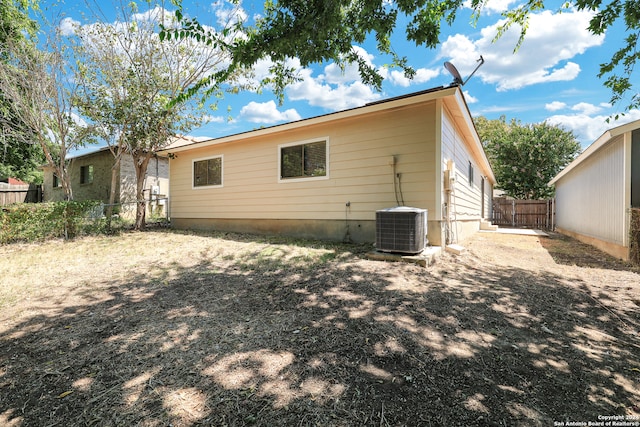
169, 102, 438, 223
555, 136, 626, 246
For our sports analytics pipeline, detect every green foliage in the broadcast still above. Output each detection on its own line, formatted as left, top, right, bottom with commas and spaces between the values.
167, 0, 639, 113
75, 0, 234, 228
0, 0, 39, 46
0, 200, 103, 244
0, 23, 93, 200
0, 135, 44, 183
476, 116, 582, 200
0, 0, 43, 182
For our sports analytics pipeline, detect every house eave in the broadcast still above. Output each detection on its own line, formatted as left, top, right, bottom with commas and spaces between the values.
443, 89, 496, 185
159, 86, 461, 155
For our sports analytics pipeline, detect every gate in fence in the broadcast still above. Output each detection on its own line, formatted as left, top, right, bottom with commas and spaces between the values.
492, 197, 555, 230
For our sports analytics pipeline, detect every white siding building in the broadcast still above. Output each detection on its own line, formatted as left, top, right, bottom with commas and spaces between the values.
549, 119, 640, 260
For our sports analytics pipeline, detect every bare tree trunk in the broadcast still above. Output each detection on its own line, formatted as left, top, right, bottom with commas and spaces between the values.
60, 164, 73, 201
106, 163, 119, 227
61, 179, 73, 201
105, 150, 123, 228
132, 153, 152, 230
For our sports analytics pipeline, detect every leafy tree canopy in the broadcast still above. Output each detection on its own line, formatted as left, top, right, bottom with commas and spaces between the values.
475, 116, 582, 200
75, 1, 239, 228
0, 0, 38, 46
168, 0, 640, 113
0, 0, 43, 183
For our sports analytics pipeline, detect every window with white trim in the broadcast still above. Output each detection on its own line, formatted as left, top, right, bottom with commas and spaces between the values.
279, 139, 327, 180
193, 156, 222, 188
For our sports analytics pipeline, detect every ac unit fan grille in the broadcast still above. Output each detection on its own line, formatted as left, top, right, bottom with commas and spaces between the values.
376, 208, 427, 254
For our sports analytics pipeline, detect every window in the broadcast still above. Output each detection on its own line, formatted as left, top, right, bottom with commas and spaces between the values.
279, 139, 327, 180
80, 165, 93, 184
468, 161, 474, 187
53, 173, 61, 188
193, 156, 222, 188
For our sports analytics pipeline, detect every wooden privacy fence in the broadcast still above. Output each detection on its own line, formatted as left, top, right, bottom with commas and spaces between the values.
492, 197, 555, 230
0, 184, 42, 206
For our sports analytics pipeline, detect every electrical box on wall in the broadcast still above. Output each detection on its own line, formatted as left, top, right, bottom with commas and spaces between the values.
444, 170, 455, 191
444, 160, 456, 191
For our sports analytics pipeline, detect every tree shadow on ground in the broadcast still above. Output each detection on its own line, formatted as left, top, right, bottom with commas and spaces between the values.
539, 232, 640, 272
1, 234, 639, 426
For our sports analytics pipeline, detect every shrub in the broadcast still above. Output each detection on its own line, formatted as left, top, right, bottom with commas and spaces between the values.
0, 200, 104, 244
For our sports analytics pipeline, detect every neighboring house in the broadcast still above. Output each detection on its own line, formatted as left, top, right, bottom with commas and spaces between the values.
549, 119, 640, 260
159, 86, 496, 247
42, 147, 169, 215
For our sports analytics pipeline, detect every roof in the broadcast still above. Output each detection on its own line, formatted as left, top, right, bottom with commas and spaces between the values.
67, 145, 113, 160
549, 118, 640, 185
159, 86, 496, 184
161, 86, 451, 152
62, 135, 202, 161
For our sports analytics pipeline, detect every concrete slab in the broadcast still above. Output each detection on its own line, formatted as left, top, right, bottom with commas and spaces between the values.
366, 246, 442, 267
480, 228, 549, 237
445, 244, 466, 255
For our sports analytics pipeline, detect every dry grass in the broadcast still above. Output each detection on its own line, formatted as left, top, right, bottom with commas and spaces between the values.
0, 229, 639, 426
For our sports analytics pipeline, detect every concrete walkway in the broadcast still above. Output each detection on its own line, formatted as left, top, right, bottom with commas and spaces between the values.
480, 227, 549, 237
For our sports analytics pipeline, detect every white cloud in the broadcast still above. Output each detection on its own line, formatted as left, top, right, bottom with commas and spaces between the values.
213, 1, 248, 26
236, 57, 304, 91
59, 17, 80, 36
232, 45, 385, 112
239, 100, 301, 124
545, 101, 567, 111
463, 91, 478, 103
571, 102, 603, 115
323, 62, 362, 85
322, 46, 375, 84
70, 111, 88, 127
203, 115, 226, 123
132, 6, 175, 24
440, 9, 605, 91
467, 0, 519, 14
286, 68, 381, 110
546, 110, 640, 147
385, 67, 440, 87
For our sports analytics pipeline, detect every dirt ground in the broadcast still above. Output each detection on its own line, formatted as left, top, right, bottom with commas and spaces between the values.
0, 229, 639, 426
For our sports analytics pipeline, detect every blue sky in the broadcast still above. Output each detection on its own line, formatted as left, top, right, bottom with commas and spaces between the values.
51, 0, 639, 149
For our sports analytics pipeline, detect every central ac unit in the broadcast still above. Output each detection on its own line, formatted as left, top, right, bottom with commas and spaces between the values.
375, 207, 427, 254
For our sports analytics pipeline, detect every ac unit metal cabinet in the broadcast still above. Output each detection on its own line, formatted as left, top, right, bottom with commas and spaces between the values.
375, 207, 427, 254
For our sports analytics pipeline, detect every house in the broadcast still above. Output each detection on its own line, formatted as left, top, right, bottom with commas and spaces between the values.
549, 119, 640, 260
42, 147, 169, 215
159, 86, 496, 247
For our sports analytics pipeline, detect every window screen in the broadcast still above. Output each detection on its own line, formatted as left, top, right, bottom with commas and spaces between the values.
281, 141, 326, 179
194, 157, 222, 187
80, 165, 93, 184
